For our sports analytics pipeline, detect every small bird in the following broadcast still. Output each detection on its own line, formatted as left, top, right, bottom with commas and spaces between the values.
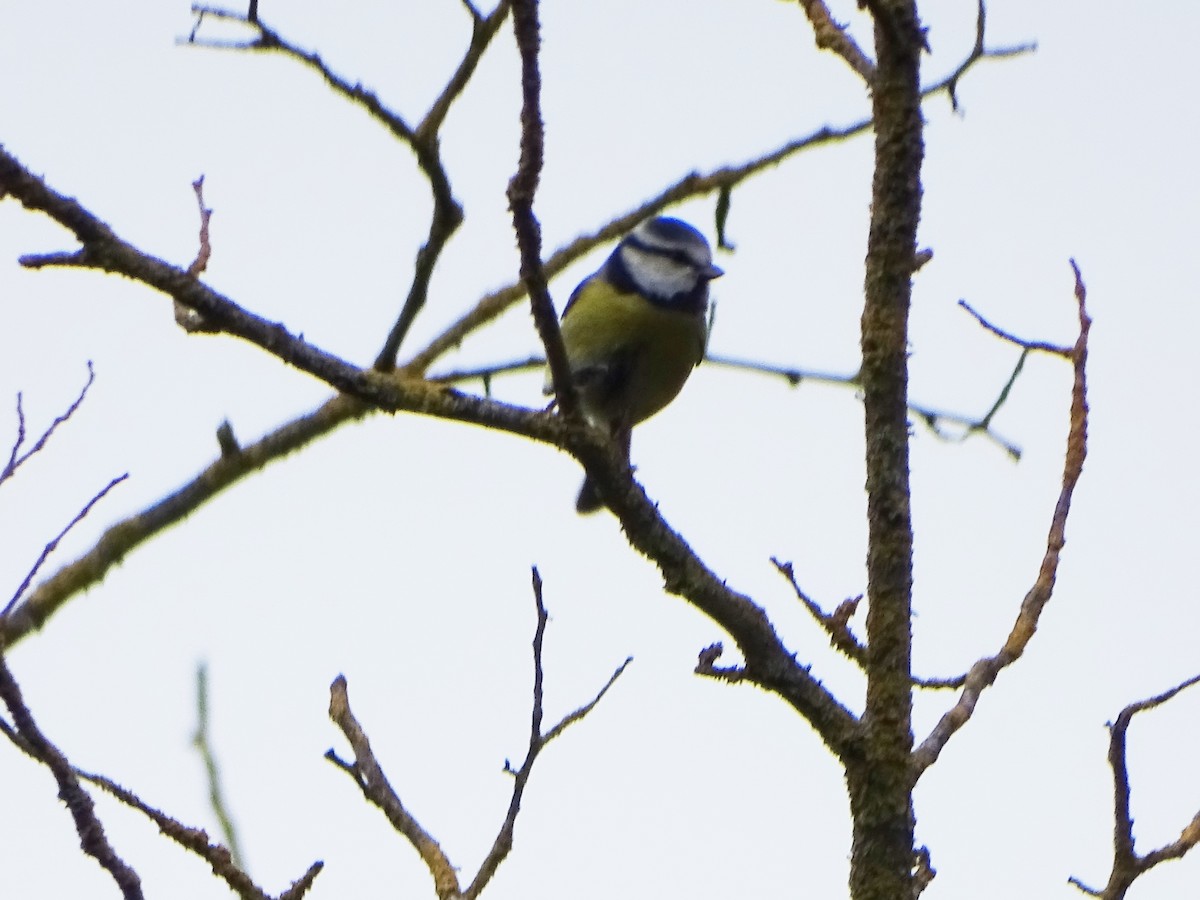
549, 216, 724, 513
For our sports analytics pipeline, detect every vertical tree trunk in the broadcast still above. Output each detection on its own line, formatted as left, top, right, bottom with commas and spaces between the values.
851, 1, 924, 898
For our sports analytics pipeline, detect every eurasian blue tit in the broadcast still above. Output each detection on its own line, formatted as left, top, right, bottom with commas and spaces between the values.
549, 216, 724, 513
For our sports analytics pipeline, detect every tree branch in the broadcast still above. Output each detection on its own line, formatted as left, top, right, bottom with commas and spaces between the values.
0, 651, 144, 899
326, 569, 632, 900
796, 0, 877, 83
1068, 674, 1200, 899
406, 25, 1031, 376
506, 0, 576, 418
1, 394, 370, 647
1, 361, 95, 487
912, 261, 1091, 776
326, 676, 461, 900
465, 568, 630, 898
185, 3, 511, 370
3, 473, 128, 618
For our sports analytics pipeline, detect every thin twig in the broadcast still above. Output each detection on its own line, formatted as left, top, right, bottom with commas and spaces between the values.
945, 0, 1036, 113
912, 261, 1091, 776
772, 557, 866, 665
192, 663, 245, 868
177, 176, 218, 331
1, 362, 95, 487
959, 299, 1072, 356
185, 4, 511, 369
465, 567, 631, 898
3, 474, 128, 618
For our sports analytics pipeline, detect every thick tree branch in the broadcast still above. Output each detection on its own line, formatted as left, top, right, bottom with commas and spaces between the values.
844, 0, 926, 897
0, 146, 862, 759
912, 261, 1091, 776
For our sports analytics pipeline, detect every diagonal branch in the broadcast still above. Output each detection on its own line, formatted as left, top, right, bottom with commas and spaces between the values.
326, 676, 461, 900
1, 394, 369, 647
796, 0, 877, 83
912, 261, 1091, 776
772, 557, 866, 666
0, 651, 144, 899
3, 473, 128, 618
0, 143, 860, 757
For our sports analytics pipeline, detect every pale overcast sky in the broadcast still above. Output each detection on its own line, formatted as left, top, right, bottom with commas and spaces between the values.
2, 2, 1198, 898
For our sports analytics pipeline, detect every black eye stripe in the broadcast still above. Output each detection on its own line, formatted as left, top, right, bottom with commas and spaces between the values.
626, 235, 703, 269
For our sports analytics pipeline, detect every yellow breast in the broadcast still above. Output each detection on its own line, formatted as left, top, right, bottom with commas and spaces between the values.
559, 278, 707, 427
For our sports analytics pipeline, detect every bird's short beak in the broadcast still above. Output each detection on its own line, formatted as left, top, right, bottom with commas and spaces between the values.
704, 263, 724, 280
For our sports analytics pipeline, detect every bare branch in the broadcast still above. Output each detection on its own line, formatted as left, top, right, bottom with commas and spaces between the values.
772, 557, 866, 666
407, 32, 1033, 376
959, 299, 1072, 356
2, 394, 370, 648
0, 652, 144, 899
192, 663, 245, 868
326, 676, 461, 900
506, 0, 576, 419
1069, 673, 1200, 899
176, 175, 218, 332
465, 567, 630, 898
185, 4, 513, 369
912, 261, 1091, 776
1, 361, 95, 487
709, 353, 1023, 458
3, 473, 128, 618
945, 0, 1037, 113
796, 0, 877, 83
0, 143, 860, 758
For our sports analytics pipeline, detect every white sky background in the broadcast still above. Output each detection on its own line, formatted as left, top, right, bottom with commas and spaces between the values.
1, 1, 1197, 898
